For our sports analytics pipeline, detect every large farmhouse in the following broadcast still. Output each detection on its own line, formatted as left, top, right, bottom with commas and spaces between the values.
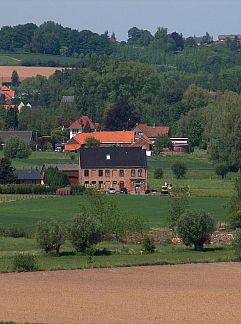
79, 147, 147, 193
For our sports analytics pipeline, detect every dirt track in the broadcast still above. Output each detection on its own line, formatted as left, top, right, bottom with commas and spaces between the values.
1, 263, 241, 323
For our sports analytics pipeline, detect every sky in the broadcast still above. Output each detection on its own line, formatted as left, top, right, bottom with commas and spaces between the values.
0, 0, 240, 40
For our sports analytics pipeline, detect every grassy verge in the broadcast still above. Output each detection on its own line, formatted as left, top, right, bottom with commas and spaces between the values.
0, 237, 235, 273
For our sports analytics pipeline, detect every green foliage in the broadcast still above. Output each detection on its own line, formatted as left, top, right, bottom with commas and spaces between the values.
5, 108, 18, 130
154, 135, 173, 155
228, 173, 241, 228
215, 164, 228, 179
44, 167, 70, 187
232, 228, 241, 260
82, 121, 93, 133
36, 221, 66, 256
142, 237, 155, 254
69, 209, 102, 253
0, 224, 27, 238
177, 209, 215, 251
169, 187, 190, 229
11, 70, 20, 86
51, 127, 69, 144
0, 184, 55, 194
154, 167, 163, 179
4, 136, 31, 159
104, 96, 139, 131
0, 157, 16, 184
171, 161, 187, 179
85, 137, 100, 148
12, 253, 38, 272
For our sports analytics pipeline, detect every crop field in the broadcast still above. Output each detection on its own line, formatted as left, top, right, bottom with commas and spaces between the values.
0, 65, 64, 83
1, 263, 241, 323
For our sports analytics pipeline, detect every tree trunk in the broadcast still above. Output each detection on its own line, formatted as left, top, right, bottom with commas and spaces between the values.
194, 242, 204, 251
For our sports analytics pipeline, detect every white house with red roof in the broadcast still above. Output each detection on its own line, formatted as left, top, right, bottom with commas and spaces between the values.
69, 116, 96, 139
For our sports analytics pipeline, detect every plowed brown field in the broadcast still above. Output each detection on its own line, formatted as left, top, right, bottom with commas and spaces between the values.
0, 263, 241, 324
0, 66, 64, 83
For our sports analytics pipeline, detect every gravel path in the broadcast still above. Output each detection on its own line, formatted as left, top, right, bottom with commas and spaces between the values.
1, 263, 241, 323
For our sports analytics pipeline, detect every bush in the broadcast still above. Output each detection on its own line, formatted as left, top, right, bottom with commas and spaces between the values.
0, 224, 27, 238
44, 167, 70, 188
215, 164, 228, 179
232, 228, 241, 260
36, 221, 66, 256
0, 184, 56, 194
154, 167, 163, 179
142, 237, 155, 253
4, 136, 31, 159
177, 209, 215, 251
12, 253, 38, 272
70, 184, 86, 195
69, 211, 102, 253
171, 161, 187, 179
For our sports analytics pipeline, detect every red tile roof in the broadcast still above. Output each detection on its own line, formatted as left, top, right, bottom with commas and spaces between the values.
65, 131, 135, 151
134, 124, 169, 138
1, 86, 15, 99
69, 116, 96, 130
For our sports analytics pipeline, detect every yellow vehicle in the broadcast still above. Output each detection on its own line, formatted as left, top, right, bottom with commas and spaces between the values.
161, 185, 169, 195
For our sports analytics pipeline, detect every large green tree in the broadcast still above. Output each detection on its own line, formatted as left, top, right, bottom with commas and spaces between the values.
0, 157, 16, 184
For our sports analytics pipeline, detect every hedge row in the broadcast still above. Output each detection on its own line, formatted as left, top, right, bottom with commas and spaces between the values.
0, 184, 56, 194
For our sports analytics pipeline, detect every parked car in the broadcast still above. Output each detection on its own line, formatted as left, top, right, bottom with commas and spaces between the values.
120, 187, 128, 194
108, 187, 116, 194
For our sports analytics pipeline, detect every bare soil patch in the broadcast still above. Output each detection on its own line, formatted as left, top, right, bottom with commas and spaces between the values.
1, 263, 241, 323
0, 66, 63, 82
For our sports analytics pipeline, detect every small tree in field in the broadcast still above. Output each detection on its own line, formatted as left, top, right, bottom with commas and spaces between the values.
36, 221, 66, 256
177, 209, 215, 251
168, 187, 190, 230
215, 164, 228, 179
171, 161, 187, 179
154, 167, 163, 179
154, 134, 173, 155
11, 70, 20, 86
0, 157, 16, 184
69, 209, 102, 253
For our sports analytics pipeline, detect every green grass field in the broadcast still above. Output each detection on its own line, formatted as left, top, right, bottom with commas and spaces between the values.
0, 195, 229, 229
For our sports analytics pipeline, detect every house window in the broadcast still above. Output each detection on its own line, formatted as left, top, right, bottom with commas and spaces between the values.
138, 131, 143, 136
138, 169, 142, 177
98, 181, 103, 189
119, 169, 124, 177
91, 181, 96, 188
106, 154, 111, 160
105, 170, 110, 177
99, 170, 103, 177
120, 181, 124, 188
131, 169, 135, 177
84, 181, 89, 188
84, 170, 89, 177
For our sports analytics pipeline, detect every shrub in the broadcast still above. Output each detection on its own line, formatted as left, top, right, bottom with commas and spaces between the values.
215, 164, 228, 179
4, 136, 31, 159
70, 184, 86, 195
171, 161, 187, 179
69, 211, 102, 253
44, 167, 70, 188
177, 209, 215, 251
0, 224, 27, 238
143, 237, 155, 254
36, 221, 66, 256
12, 253, 38, 272
232, 228, 241, 260
154, 167, 163, 179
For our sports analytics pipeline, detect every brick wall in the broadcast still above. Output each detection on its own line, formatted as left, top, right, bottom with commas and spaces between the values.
79, 168, 147, 193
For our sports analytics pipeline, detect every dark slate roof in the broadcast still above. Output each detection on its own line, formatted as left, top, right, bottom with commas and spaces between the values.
0, 131, 33, 143
16, 170, 41, 180
80, 147, 147, 169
